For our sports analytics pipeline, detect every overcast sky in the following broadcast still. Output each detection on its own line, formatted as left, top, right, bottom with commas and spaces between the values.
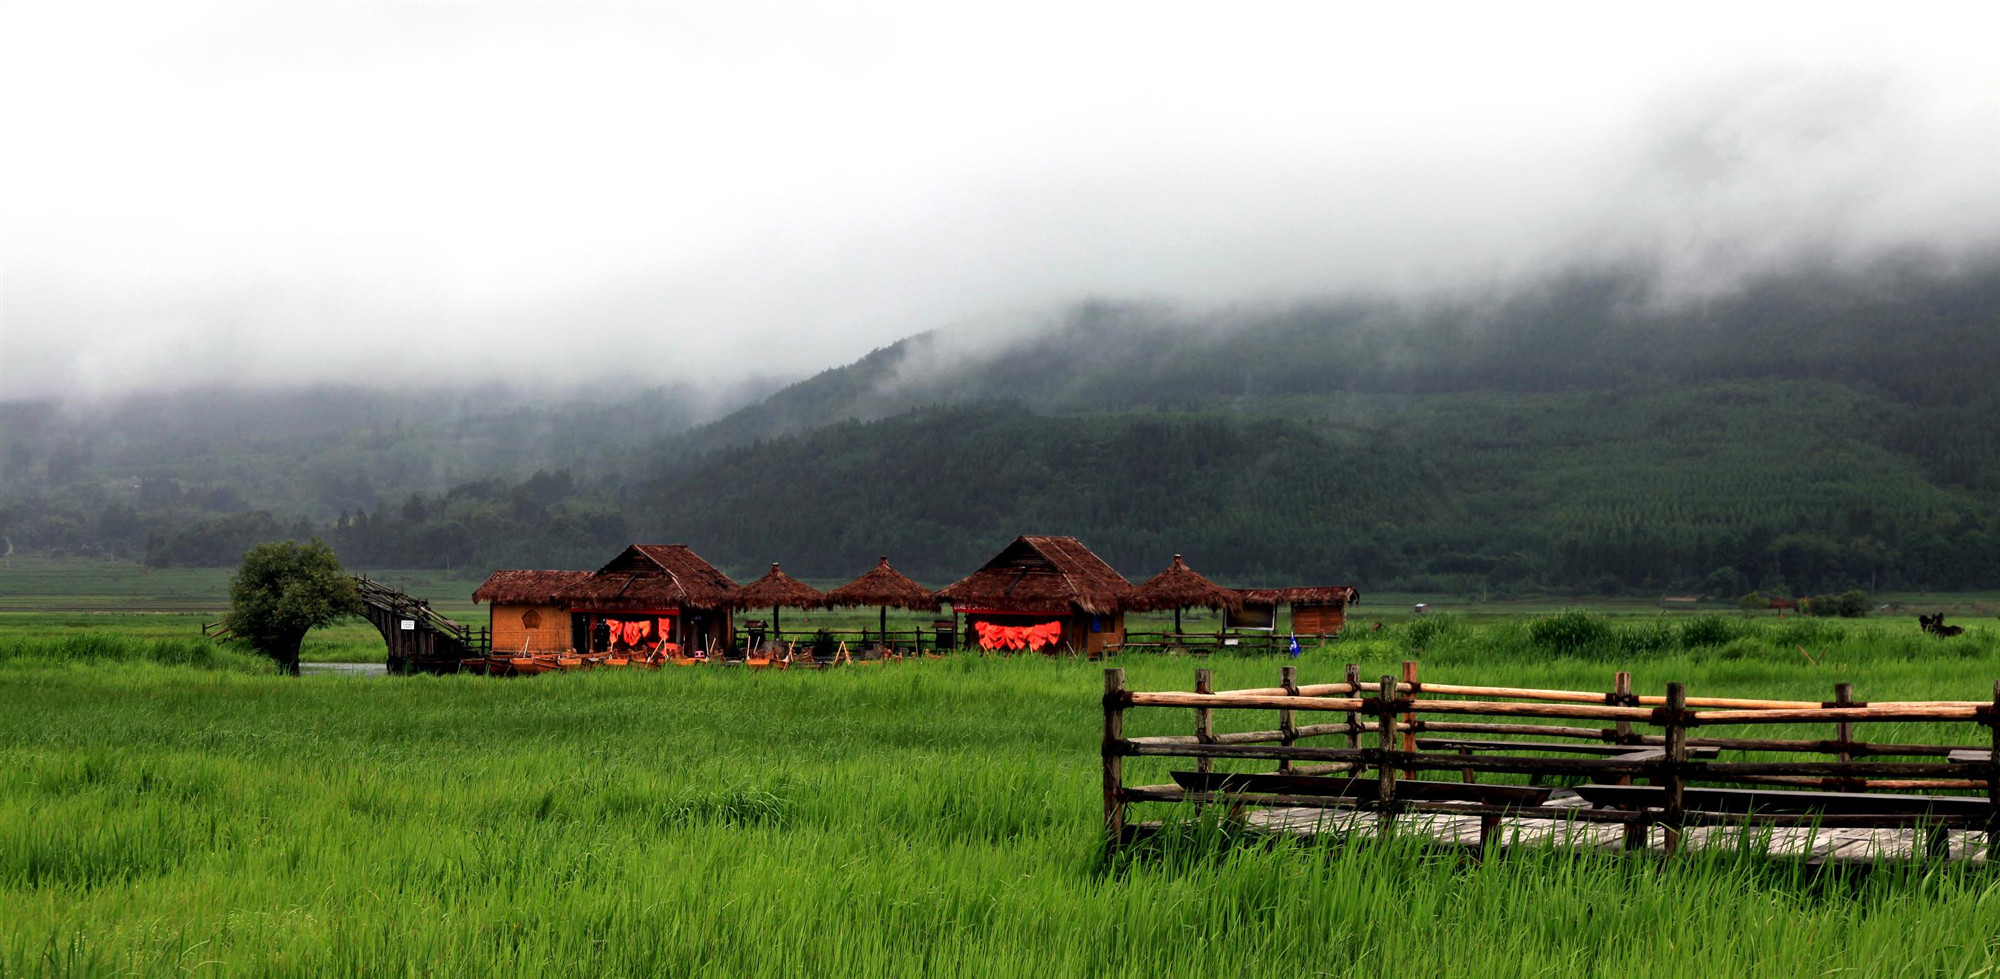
2, 1, 1995, 401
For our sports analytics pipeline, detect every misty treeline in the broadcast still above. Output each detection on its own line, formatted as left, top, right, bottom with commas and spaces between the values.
2, 254, 1995, 596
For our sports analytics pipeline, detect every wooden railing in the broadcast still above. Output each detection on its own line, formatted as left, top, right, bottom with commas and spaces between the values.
353, 576, 489, 672
733, 627, 947, 657
1101, 663, 2000, 859
1112, 631, 1304, 654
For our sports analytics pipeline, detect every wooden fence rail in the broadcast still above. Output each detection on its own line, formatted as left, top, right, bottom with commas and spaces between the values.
1101, 663, 2000, 861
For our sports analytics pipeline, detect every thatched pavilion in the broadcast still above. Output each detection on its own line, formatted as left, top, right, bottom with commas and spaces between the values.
935, 536, 1132, 656
732, 562, 824, 641
823, 556, 938, 646
1128, 554, 1243, 636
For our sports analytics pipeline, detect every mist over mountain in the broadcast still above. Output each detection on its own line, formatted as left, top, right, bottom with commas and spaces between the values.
619, 251, 1999, 591
654, 249, 2000, 454
12, 249, 1989, 598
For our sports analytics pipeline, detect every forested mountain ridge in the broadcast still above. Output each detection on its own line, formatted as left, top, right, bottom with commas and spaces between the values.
651, 252, 2000, 457
3, 252, 1996, 595
630, 253, 2000, 591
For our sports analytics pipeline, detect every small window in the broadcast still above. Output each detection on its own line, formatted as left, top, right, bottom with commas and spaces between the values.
522, 609, 543, 630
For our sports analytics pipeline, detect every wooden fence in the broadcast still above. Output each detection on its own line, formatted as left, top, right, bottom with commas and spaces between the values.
1112, 631, 1297, 654
1102, 663, 2000, 859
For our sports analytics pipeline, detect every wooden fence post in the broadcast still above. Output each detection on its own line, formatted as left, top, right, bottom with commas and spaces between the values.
1987, 680, 1999, 862
1103, 668, 1126, 844
1378, 673, 1399, 838
1344, 663, 1362, 770
1616, 670, 1645, 850
1401, 660, 1420, 775
1613, 671, 1634, 744
1278, 665, 1298, 773
1833, 682, 1857, 794
1194, 669, 1214, 809
1663, 682, 1688, 856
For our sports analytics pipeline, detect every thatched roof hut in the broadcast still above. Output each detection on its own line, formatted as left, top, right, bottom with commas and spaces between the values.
1127, 555, 1243, 613
823, 557, 938, 611
936, 536, 1132, 614
565, 544, 740, 611
1235, 586, 1362, 607
471, 570, 593, 606
1234, 585, 1362, 636
733, 563, 825, 610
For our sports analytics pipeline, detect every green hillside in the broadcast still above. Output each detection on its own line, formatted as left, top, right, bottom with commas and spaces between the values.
640, 381, 1996, 593
3, 253, 1996, 595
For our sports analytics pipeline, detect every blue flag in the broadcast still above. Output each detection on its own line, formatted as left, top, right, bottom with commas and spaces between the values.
1288, 633, 1302, 658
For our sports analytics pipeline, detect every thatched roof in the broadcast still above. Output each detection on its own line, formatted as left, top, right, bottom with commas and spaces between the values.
935, 536, 1133, 615
472, 570, 592, 605
564, 544, 740, 610
732, 563, 825, 609
1127, 555, 1244, 612
1237, 586, 1361, 608
823, 556, 939, 611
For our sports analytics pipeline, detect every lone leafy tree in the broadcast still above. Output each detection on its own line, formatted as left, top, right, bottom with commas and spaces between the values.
226, 539, 361, 675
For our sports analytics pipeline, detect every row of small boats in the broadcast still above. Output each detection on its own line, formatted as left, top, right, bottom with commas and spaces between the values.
458, 646, 946, 675
459, 652, 693, 675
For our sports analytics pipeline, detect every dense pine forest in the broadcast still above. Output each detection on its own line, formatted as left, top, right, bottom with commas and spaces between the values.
4, 254, 1996, 595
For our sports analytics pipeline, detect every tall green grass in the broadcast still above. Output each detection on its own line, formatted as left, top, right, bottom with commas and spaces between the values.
0, 633, 272, 672
2, 622, 1996, 976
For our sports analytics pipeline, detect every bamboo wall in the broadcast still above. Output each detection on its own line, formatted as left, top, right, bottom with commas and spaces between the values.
490, 603, 572, 655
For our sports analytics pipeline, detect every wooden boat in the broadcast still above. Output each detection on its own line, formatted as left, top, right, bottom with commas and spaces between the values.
605, 657, 630, 667
555, 654, 584, 670
509, 655, 555, 675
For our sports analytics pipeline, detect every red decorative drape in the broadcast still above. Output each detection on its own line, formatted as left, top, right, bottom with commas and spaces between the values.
973, 620, 1063, 651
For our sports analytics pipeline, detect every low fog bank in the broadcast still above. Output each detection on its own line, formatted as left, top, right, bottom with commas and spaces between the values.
668, 245, 2000, 456
4, 4, 1995, 402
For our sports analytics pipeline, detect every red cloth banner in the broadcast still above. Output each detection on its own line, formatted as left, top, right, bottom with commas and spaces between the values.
974, 620, 1063, 651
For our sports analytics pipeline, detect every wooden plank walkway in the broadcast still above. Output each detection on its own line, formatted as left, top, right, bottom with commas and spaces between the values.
1241, 791, 1991, 865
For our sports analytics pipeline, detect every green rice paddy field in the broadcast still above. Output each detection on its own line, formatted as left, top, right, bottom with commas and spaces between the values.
3, 560, 1999, 976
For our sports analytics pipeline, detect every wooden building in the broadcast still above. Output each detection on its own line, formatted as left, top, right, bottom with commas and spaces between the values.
1236, 586, 1361, 636
472, 544, 740, 657
935, 536, 1132, 656
471, 570, 592, 655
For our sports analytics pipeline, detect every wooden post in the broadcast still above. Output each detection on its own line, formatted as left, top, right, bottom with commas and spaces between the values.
1103, 668, 1127, 844
1344, 662, 1362, 755
1195, 669, 1214, 779
1663, 682, 1687, 856
1987, 680, 1999, 862
1377, 673, 1399, 838
1834, 682, 1856, 793
1401, 660, 1420, 754
1613, 671, 1635, 787
1613, 672, 1634, 742
1278, 665, 1299, 773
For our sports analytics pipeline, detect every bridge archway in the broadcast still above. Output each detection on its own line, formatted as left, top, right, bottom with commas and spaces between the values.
352, 577, 489, 674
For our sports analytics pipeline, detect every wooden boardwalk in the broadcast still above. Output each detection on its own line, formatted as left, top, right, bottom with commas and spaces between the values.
1242, 791, 1992, 865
